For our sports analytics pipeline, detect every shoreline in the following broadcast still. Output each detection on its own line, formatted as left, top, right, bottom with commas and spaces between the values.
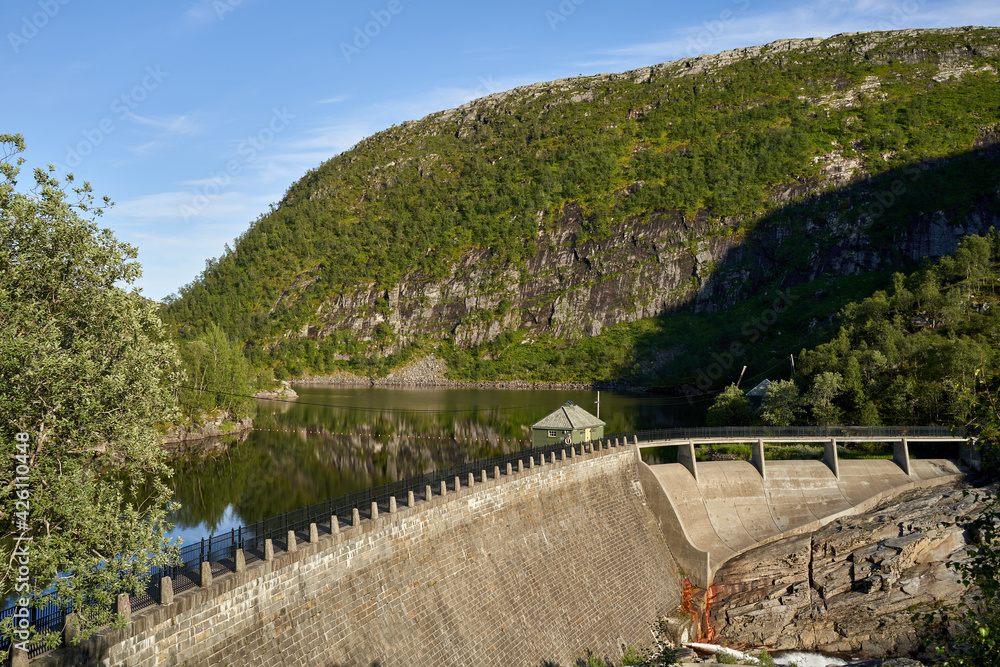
287, 354, 651, 392
290, 374, 650, 393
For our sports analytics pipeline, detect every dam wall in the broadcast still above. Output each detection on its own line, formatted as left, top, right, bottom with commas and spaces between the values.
43, 446, 683, 667
639, 457, 966, 589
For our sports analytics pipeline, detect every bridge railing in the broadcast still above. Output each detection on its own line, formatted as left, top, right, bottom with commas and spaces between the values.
607, 425, 963, 442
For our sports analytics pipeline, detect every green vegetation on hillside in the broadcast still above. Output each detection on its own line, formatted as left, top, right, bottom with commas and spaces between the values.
164, 28, 1000, 381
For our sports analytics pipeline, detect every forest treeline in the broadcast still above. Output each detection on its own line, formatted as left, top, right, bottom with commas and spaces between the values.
707, 232, 1000, 458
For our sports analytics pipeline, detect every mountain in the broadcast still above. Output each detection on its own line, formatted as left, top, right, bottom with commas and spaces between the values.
165, 26, 1000, 387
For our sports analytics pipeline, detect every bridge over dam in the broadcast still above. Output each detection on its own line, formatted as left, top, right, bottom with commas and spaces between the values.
634, 426, 973, 589
30, 427, 971, 667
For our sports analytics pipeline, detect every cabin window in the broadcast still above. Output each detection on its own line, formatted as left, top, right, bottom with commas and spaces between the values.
548, 430, 557, 438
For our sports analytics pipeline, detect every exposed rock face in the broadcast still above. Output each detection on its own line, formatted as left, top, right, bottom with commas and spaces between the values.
705, 482, 994, 661
163, 411, 253, 445
264, 27, 1000, 355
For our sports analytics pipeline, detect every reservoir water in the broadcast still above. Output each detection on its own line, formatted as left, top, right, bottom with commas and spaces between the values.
167, 385, 699, 545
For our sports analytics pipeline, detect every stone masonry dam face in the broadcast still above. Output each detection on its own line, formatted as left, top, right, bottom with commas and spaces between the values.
66, 447, 684, 667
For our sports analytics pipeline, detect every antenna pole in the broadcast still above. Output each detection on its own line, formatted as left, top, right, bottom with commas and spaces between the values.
790, 353, 796, 378
595, 391, 600, 419
736, 365, 747, 387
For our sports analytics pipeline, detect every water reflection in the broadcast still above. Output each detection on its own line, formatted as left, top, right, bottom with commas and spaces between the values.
167, 386, 696, 543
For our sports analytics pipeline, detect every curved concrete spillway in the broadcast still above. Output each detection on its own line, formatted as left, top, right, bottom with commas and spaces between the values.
639, 457, 966, 588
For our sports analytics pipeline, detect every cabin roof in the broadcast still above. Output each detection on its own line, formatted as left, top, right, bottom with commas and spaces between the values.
745, 379, 772, 398
532, 402, 605, 430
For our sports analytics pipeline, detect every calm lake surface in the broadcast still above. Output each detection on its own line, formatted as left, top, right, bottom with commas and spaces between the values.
167, 386, 699, 545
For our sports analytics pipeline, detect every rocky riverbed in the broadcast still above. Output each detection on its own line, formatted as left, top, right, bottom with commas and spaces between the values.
701, 480, 995, 662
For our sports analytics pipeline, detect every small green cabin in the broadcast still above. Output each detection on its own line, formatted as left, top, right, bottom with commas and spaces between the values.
531, 401, 605, 448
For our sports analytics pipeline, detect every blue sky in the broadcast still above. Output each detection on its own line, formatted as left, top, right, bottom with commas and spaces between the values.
4, 0, 999, 301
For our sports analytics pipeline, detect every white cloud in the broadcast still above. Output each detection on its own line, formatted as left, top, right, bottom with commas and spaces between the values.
128, 113, 200, 135
599, 0, 1000, 67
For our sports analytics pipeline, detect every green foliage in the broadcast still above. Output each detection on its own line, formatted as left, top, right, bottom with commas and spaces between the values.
616, 643, 681, 666
0, 135, 181, 649
164, 28, 1000, 380
760, 380, 800, 426
795, 232, 1000, 427
707, 384, 754, 426
176, 323, 256, 421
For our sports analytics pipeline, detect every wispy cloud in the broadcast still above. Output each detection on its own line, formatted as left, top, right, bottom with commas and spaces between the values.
316, 96, 348, 105
597, 0, 1000, 67
128, 112, 200, 135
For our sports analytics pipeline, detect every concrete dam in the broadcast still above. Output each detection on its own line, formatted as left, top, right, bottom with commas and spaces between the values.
42, 445, 684, 667
36, 430, 968, 667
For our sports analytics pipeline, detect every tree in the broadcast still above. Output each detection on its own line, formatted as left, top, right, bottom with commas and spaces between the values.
804, 371, 844, 425
759, 379, 800, 426
706, 383, 754, 426
0, 135, 181, 651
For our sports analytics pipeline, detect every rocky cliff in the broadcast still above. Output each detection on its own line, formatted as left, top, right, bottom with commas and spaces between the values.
703, 481, 995, 661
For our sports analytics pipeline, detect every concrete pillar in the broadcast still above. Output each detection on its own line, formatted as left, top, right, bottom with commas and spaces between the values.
894, 438, 912, 476
481, 470, 487, 483
560, 449, 566, 461
287, 530, 297, 552
309, 522, 319, 543
614, 437, 620, 447
454, 476, 461, 491
331, 515, 340, 535
389, 496, 397, 514
352, 508, 361, 527
425, 484, 432, 501
677, 441, 698, 482
529, 456, 535, 468
264, 539, 274, 561
371, 502, 379, 520
824, 439, 840, 480
11, 647, 28, 667
468, 472, 475, 487
440, 480, 448, 496
506, 462, 513, 475
235, 548, 246, 572
63, 612, 79, 647
159, 576, 173, 605
200, 561, 212, 588
633, 435, 639, 446
752, 439, 766, 479
494, 465, 501, 479
569, 445, 575, 458
550, 452, 557, 464
518, 460, 524, 472
407, 491, 415, 507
